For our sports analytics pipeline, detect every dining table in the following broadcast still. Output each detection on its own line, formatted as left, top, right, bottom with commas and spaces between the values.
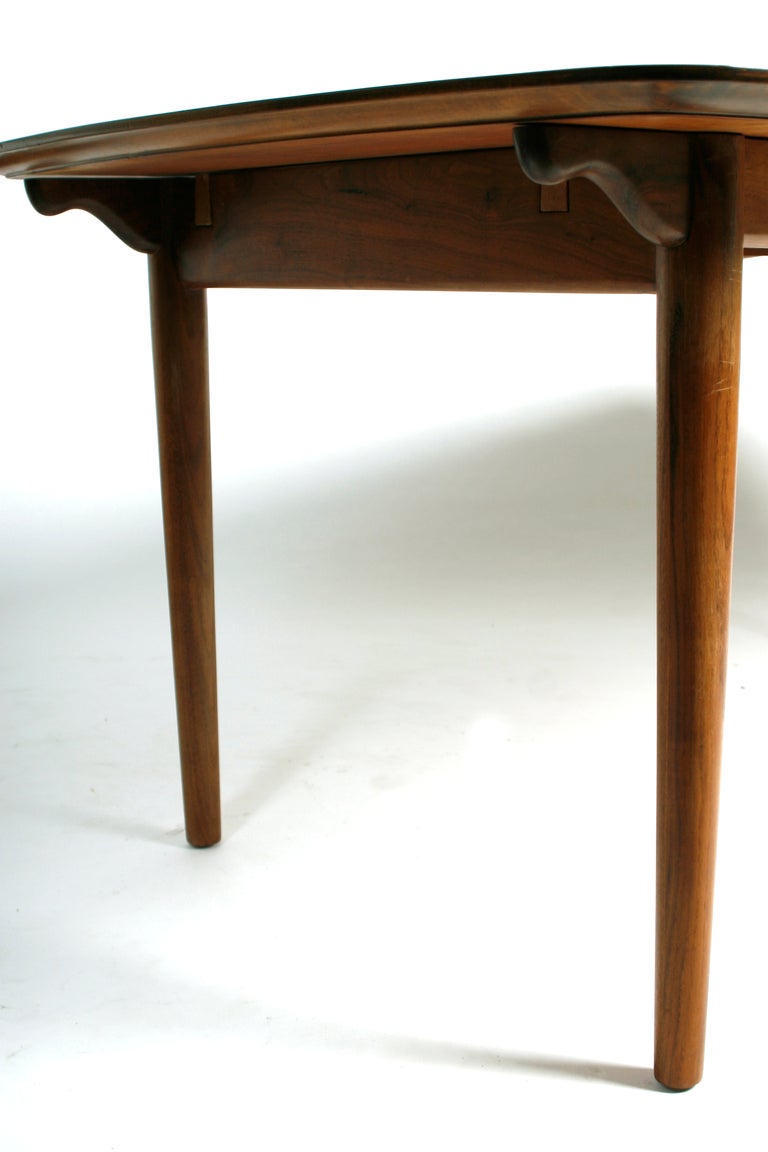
3, 64, 768, 1090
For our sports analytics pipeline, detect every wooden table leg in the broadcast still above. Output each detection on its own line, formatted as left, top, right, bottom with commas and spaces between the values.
149, 246, 221, 848
655, 134, 744, 1089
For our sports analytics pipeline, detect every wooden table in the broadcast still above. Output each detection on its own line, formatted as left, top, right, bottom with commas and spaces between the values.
3, 65, 768, 1091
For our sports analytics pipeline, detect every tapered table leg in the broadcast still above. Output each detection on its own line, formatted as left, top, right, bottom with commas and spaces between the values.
655, 135, 743, 1089
149, 247, 221, 848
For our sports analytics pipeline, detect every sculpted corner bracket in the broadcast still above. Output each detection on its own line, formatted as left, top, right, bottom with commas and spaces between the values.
514, 124, 691, 248
24, 177, 194, 254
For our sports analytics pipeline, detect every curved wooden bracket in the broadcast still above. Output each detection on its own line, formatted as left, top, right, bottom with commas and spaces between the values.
24, 178, 188, 253
514, 124, 691, 247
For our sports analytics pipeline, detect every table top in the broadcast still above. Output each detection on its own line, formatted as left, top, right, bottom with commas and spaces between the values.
3, 65, 768, 180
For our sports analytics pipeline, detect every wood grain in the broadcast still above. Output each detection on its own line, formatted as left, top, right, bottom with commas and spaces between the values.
176, 148, 656, 293
514, 124, 690, 246
4, 65, 768, 178
745, 138, 768, 248
149, 246, 221, 848
655, 134, 743, 1090
25, 177, 165, 253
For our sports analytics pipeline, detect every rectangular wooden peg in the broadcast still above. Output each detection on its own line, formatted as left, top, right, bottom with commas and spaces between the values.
540, 182, 569, 212
195, 174, 212, 226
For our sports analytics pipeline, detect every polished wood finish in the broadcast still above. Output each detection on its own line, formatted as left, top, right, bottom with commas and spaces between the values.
745, 138, 768, 248
4, 66, 768, 179
514, 125, 690, 246
149, 246, 221, 848
177, 149, 655, 293
655, 135, 743, 1090
26, 177, 165, 253
4, 66, 768, 1088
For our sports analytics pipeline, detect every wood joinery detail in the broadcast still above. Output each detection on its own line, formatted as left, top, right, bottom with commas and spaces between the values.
21, 139, 768, 269
176, 147, 655, 292
514, 124, 691, 247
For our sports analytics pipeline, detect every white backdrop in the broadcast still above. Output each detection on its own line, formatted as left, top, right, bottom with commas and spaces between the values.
3, 8, 768, 1152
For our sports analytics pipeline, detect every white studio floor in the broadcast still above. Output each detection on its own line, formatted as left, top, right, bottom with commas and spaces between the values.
3, 269, 768, 1150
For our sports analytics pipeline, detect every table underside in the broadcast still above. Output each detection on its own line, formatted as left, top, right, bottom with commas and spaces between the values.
23, 138, 768, 299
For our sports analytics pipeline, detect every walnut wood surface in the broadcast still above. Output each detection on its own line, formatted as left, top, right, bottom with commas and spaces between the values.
176, 148, 655, 292
3, 65, 768, 178
514, 125, 690, 246
745, 138, 768, 247
655, 135, 743, 1090
149, 247, 221, 848
25, 177, 166, 253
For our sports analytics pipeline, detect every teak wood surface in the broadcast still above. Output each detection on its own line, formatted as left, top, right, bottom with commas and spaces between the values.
3, 65, 768, 1093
